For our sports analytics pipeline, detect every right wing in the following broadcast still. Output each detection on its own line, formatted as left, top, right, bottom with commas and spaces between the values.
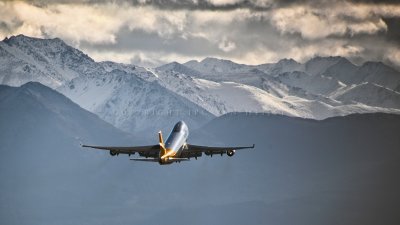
185, 144, 255, 153
82, 144, 160, 155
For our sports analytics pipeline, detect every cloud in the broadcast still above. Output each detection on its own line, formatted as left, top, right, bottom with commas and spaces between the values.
0, 0, 399, 67
386, 48, 400, 67
85, 48, 203, 67
0, 1, 125, 44
270, 3, 397, 40
218, 37, 236, 52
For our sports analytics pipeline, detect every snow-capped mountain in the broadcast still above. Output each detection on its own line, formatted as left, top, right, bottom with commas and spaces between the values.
0, 35, 97, 88
156, 59, 400, 119
182, 56, 400, 93
181, 57, 265, 88
0, 35, 213, 133
137, 68, 300, 116
1, 35, 400, 126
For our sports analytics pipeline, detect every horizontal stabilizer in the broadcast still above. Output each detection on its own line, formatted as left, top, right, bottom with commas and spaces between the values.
168, 158, 190, 162
130, 158, 158, 162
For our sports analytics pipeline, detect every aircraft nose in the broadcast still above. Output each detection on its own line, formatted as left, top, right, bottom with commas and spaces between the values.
180, 121, 187, 127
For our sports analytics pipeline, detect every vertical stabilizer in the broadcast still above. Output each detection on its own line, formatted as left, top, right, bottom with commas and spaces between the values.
158, 131, 166, 155
158, 131, 164, 145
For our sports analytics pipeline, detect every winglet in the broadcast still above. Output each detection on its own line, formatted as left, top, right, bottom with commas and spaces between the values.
252, 144, 255, 148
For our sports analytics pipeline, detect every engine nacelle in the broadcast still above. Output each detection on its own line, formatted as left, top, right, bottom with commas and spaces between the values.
110, 150, 118, 156
227, 149, 235, 157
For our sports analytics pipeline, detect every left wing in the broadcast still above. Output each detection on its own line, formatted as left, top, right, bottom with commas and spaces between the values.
186, 144, 255, 154
82, 144, 160, 155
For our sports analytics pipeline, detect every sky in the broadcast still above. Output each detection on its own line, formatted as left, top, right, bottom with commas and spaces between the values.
0, 0, 399, 67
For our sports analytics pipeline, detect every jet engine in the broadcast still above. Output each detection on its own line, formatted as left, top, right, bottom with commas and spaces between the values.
110, 150, 118, 156
227, 150, 235, 157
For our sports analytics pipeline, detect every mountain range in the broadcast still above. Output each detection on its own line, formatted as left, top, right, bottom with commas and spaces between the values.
1, 34, 400, 132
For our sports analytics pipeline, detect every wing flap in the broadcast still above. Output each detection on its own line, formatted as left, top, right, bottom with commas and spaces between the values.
130, 158, 159, 162
82, 144, 160, 155
186, 144, 254, 153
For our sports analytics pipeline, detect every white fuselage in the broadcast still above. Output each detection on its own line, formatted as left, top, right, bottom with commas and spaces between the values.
159, 121, 189, 164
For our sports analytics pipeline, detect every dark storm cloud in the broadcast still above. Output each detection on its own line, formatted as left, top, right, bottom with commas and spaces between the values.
383, 17, 400, 42
27, 0, 274, 11
122, 0, 273, 11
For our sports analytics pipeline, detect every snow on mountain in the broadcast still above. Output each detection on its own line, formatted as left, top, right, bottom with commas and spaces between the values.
286, 97, 400, 120
192, 79, 298, 116
58, 66, 213, 133
181, 57, 274, 88
0, 35, 96, 88
333, 82, 400, 110
182, 56, 400, 114
1, 35, 400, 123
105, 57, 400, 120
0, 36, 213, 133
145, 68, 400, 120
159, 61, 265, 90
138, 68, 294, 116
66, 58, 400, 122
274, 71, 347, 96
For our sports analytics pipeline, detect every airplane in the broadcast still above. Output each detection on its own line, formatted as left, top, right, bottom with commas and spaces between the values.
82, 121, 254, 165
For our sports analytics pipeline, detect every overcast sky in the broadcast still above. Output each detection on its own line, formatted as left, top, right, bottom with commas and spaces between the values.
0, 0, 399, 67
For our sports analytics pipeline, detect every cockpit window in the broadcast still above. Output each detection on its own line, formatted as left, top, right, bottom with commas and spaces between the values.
172, 122, 182, 132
